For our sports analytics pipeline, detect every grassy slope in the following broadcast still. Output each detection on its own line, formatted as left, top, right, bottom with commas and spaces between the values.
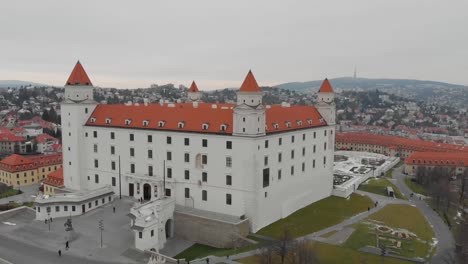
404, 177, 427, 196
358, 178, 406, 200
257, 193, 373, 238
238, 242, 413, 264
345, 204, 434, 259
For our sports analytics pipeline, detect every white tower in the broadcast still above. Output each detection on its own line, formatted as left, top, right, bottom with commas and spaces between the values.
316, 78, 336, 125
233, 70, 266, 136
61, 61, 97, 191
187, 81, 201, 102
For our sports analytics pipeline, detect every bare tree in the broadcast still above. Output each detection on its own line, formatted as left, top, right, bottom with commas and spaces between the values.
274, 226, 294, 264
456, 214, 468, 263
288, 240, 320, 264
459, 169, 468, 211
259, 246, 275, 264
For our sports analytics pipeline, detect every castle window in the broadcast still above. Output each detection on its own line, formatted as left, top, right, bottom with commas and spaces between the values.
105, 118, 112, 124
273, 123, 279, 129
158, 121, 165, 127
285, 121, 291, 128
202, 123, 209, 130
307, 119, 312, 125
178, 122, 185, 129
125, 119, 132, 125
220, 124, 228, 131
297, 120, 303, 126
143, 120, 149, 127
90, 118, 96, 123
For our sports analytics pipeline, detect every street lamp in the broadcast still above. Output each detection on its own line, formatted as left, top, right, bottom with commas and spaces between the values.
98, 219, 104, 248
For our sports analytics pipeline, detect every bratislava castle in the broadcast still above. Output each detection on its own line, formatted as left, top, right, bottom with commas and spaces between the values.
58, 61, 335, 245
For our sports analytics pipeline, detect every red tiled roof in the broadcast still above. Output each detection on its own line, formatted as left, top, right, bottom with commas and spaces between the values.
188, 81, 199, 92
86, 103, 326, 134
43, 168, 64, 187
405, 152, 468, 167
239, 70, 261, 92
66, 61, 92, 86
336, 132, 468, 153
0, 153, 62, 172
0, 133, 25, 142
318, 78, 334, 93
35, 134, 59, 144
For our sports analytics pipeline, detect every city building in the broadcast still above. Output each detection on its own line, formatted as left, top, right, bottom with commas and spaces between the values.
336, 132, 468, 159
35, 62, 336, 251
42, 167, 64, 195
0, 134, 29, 154
404, 152, 468, 176
0, 153, 62, 187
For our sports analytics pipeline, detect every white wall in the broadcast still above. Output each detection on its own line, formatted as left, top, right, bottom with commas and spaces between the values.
79, 124, 334, 232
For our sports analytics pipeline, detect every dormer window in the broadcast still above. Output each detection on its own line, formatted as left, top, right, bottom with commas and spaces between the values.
297, 120, 303, 126
307, 119, 313, 125
202, 123, 209, 130
220, 124, 228, 131
105, 118, 112, 124
158, 121, 165, 127
90, 117, 96, 123
273, 123, 279, 129
125, 119, 132, 125
178, 122, 185, 129
143, 120, 150, 127
285, 121, 291, 128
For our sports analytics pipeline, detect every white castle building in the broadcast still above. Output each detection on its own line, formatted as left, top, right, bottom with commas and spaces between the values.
35, 62, 336, 251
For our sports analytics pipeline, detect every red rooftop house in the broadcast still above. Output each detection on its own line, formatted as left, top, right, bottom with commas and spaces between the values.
43, 168, 64, 195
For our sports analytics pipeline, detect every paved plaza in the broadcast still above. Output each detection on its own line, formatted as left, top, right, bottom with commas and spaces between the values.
0, 197, 151, 264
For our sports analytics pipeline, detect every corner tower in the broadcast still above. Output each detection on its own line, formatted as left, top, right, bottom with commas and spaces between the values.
233, 70, 266, 136
61, 61, 97, 191
315, 78, 336, 125
187, 81, 201, 102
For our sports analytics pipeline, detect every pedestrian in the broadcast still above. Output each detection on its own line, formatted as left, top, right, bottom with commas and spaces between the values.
58, 249, 62, 257
113, 206, 116, 213
45, 219, 48, 224
50, 217, 53, 222
368, 207, 370, 212
206, 258, 209, 263
66, 241, 69, 250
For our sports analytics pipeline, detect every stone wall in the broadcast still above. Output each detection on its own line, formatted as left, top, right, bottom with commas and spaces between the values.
174, 211, 250, 248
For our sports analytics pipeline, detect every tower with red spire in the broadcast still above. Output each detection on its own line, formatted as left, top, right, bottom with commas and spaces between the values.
233, 70, 266, 136
316, 78, 336, 125
62, 61, 97, 190
187, 81, 201, 102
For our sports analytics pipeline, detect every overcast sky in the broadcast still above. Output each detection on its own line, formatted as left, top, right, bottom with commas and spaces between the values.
1, 0, 467, 89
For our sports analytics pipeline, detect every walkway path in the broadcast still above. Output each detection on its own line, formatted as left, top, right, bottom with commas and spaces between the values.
391, 165, 455, 264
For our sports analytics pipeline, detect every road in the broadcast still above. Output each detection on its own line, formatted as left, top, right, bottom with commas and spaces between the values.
391, 165, 456, 263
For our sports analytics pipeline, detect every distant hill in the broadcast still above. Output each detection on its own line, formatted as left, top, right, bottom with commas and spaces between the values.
276, 77, 466, 92
0, 80, 49, 88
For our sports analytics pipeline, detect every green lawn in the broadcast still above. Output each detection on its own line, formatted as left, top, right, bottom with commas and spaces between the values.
238, 241, 413, 264
404, 177, 427, 196
385, 169, 393, 178
358, 178, 405, 200
0, 188, 20, 198
175, 236, 266, 261
257, 193, 373, 238
345, 204, 435, 259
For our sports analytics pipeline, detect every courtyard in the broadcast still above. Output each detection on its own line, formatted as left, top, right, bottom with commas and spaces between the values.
0, 197, 177, 264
